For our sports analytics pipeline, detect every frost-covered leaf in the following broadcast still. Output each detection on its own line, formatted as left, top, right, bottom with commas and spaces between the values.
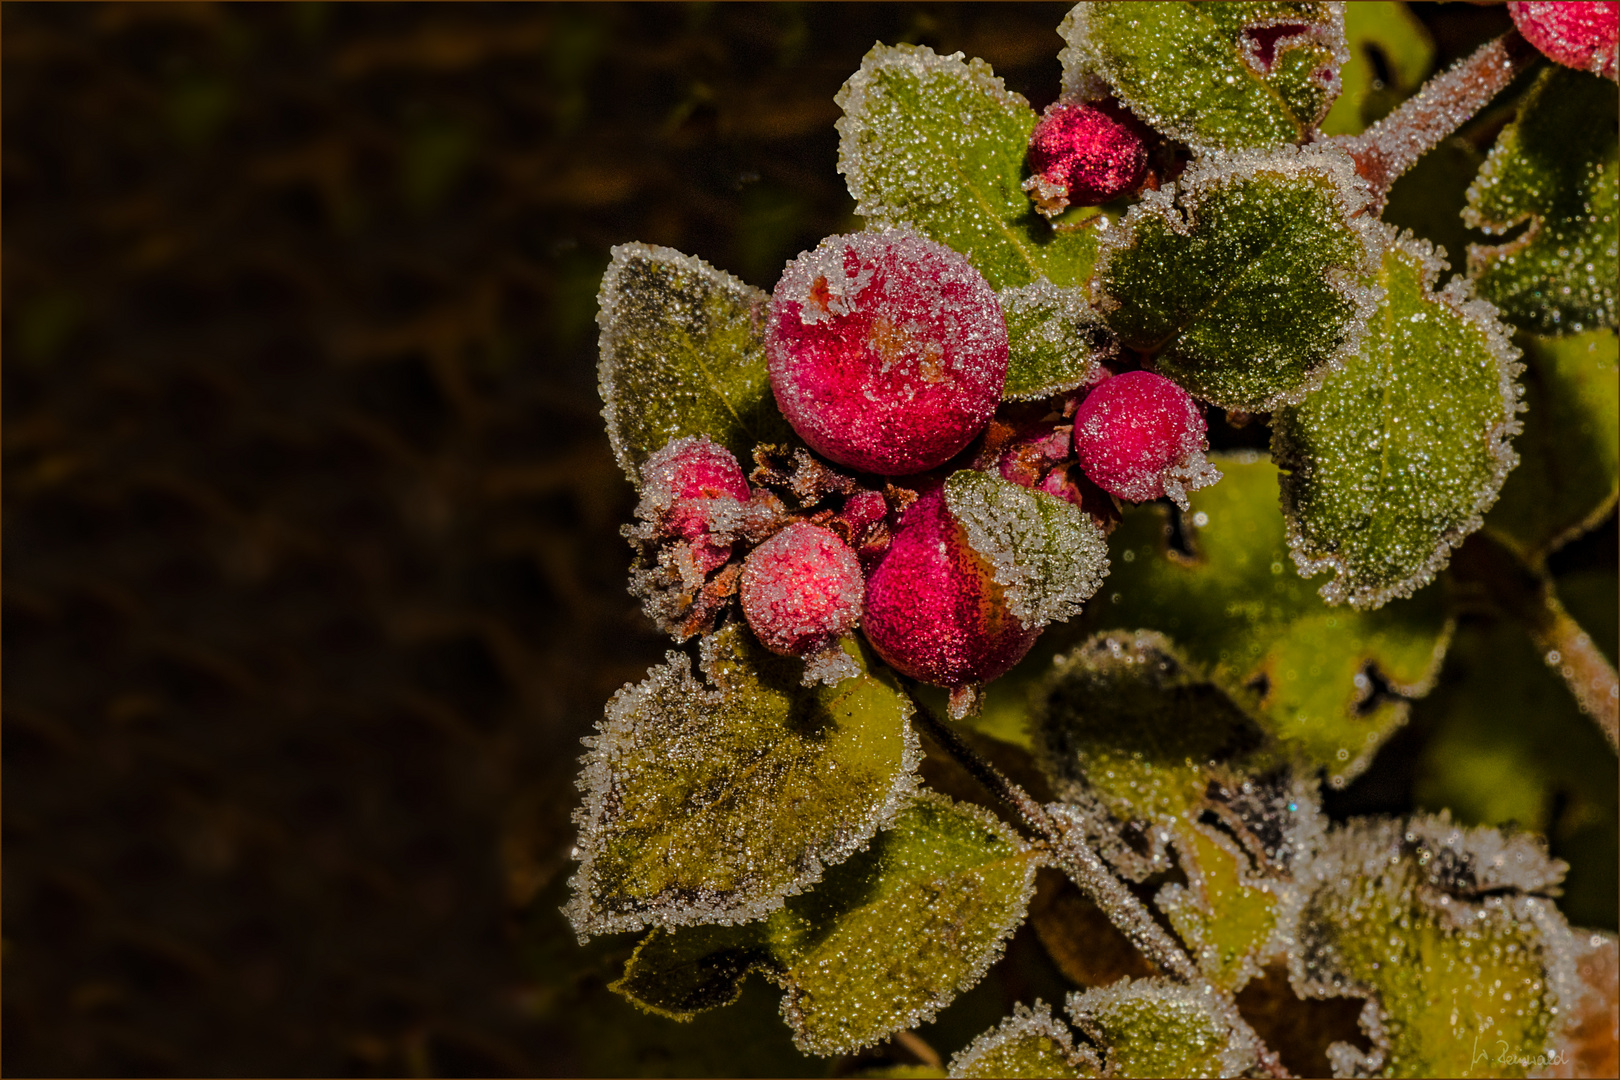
1290, 815, 1577, 1078
1273, 230, 1524, 610
944, 470, 1110, 629
1059, 2, 1348, 152
1465, 66, 1619, 334
836, 43, 1099, 290
1067, 976, 1260, 1078
598, 243, 795, 483
1546, 930, 1620, 1080
612, 793, 1039, 1056
1319, 1, 1434, 136
1157, 822, 1285, 992
566, 625, 919, 938
1090, 145, 1382, 411
1094, 454, 1452, 784
999, 281, 1111, 402
1411, 615, 1618, 931
1486, 329, 1619, 565
948, 1001, 1100, 1079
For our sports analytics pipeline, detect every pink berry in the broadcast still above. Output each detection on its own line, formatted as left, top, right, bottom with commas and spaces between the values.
639, 435, 752, 541
740, 522, 863, 658
1510, 2, 1618, 80
1071, 370, 1220, 509
862, 486, 1039, 696
1023, 102, 1149, 217
767, 229, 1009, 476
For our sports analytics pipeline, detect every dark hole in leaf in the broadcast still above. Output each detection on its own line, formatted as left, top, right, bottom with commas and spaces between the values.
1363, 43, 1393, 88
1236, 963, 1370, 1077
1242, 23, 1312, 74
1245, 669, 1272, 704
1351, 661, 1401, 717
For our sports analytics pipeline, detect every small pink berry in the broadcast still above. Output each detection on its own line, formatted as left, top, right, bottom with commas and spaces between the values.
862, 486, 1039, 698
767, 229, 1009, 476
1509, 2, 1618, 80
1071, 370, 1220, 509
740, 522, 864, 658
1023, 102, 1150, 217
638, 435, 752, 541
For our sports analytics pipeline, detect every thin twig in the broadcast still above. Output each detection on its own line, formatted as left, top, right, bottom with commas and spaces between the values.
1336, 28, 1539, 210
1527, 591, 1620, 751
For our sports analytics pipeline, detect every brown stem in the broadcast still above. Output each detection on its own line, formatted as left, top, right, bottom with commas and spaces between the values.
1337, 28, 1539, 209
1526, 592, 1620, 751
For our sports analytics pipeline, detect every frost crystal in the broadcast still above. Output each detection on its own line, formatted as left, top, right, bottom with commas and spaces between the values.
998, 279, 1114, 402
944, 470, 1110, 629
1068, 975, 1260, 1078
948, 1000, 1101, 1079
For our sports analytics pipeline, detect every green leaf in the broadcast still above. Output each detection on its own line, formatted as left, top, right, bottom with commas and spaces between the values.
597, 243, 796, 484
1067, 976, 1260, 1078
1290, 815, 1578, 1078
948, 1001, 1100, 1079
1464, 66, 1620, 335
944, 470, 1111, 628
835, 43, 1099, 290
1319, 1, 1434, 137
613, 793, 1040, 1056
1093, 454, 1452, 785
1411, 613, 1618, 931
1485, 329, 1619, 565
1059, 2, 1348, 152
566, 625, 920, 938
1156, 822, 1284, 992
1272, 230, 1525, 610
999, 281, 1109, 402
1089, 145, 1383, 411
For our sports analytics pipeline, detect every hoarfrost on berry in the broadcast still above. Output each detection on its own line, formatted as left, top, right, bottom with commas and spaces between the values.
1071, 369, 1220, 509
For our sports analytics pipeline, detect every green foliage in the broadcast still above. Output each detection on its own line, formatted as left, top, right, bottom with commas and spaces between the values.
944, 470, 1110, 628
1059, 2, 1346, 151
613, 794, 1039, 1056
1465, 66, 1620, 335
948, 1002, 1099, 1079
1156, 822, 1283, 992
998, 282, 1105, 402
1089, 146, 1381, 411
566, 625, 919, 937
597, 243, 795, 484
1291, 816, 1575, 1077
1320, 1, 1434, 136
1486, 329, 1619, 565
835, 43, 1098, 290
1093, 455, 1451, 784
1273, 230, 1524, 609
1068, 977, 1259, 1078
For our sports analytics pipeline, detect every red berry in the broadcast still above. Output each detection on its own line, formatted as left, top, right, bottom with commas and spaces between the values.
740, 522, 863, 659
1071, 370, 1220, 509
639, 435, 752, 542
1509, 2, 1618, 80
862, 486, 1039, 699
1023, 102, 1149, 217
767, 229, 1009, 476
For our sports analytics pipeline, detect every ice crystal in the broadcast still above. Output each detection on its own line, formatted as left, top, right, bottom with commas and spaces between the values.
1273, 228, 1524, 610
1089, 143, 1385, 412
943, 470, 1110, 629
565, 624, 918, 939
948, 1000, 1101, 1079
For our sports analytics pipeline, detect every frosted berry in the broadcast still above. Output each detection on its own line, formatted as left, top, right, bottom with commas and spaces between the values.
767, 229, 1009, 476
1023, 101, 1149, 217
862, 486, 1039, 705
638, 435, 752, 542
740, 522, 863, 660
1071, 370, 1220, 510
1509, 2, 1618, 81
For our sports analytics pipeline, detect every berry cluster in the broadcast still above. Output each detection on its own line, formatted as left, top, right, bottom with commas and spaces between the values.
635, 108, 1225, 710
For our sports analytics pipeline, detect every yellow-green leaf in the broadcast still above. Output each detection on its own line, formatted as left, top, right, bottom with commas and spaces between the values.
1067, 976, 1260, 1078
1319, 1, 1434, 136
999, 281, 1109, 402
948, 1001, 1100, 1079
835, 43, 1099, 290
1273, 230, 1524, 610
597, 243, 796, 484
1090, 145, 1382, 411
1465, 66, 1619, 334
566, 625, 919, 937
1060, 1, 1347, 151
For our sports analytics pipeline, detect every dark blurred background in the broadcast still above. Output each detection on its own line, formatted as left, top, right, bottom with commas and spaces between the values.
4, 3, 1604, 1078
